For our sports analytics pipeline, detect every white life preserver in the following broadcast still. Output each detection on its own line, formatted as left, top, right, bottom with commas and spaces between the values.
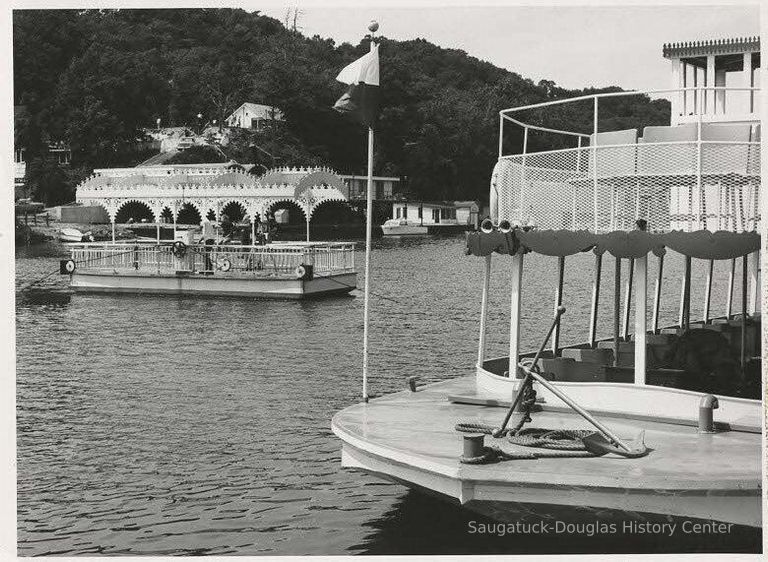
65, 259, 76, 273
218, 258, 232, 272
295, 265, 306, 279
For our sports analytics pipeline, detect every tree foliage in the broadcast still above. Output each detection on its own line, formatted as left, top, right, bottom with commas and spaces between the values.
14, 8, 669, 204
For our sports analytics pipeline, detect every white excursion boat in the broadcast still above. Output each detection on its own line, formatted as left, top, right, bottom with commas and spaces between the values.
380, 219, 429, 236
333, 37, 762, 529
58, 228, 84, 243
61, 236, 357, 299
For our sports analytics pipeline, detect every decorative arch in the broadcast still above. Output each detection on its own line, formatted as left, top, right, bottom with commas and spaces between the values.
309, 198, 357, 222
210, 172, 258, 187
295, 170, 347, 199
115, 199, 156, 223
176, 201, 202, 225
220, 200, 247, 222
267, 199, 307, 224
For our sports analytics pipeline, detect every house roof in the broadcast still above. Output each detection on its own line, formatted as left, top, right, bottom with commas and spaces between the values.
662, 36, 760, 58
228, 102, 284, 120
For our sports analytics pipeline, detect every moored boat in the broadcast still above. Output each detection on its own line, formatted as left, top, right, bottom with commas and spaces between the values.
333, 36, 762, 530
61, 238, 357, 299
59, 228, 84, 243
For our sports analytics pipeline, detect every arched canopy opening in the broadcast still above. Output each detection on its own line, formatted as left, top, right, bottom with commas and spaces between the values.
160, 206, 174, 224
115, 200, 155, 224
311, 199, 358, 225
221, 201, 247, 223
268, 200, 307, 225
177, 202, 202, 225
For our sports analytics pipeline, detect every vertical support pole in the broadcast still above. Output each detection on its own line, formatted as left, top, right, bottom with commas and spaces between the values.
508, 252, 524, 377
696, 112, 703, 230
251, 216, 256, 245
362, 125, 375, 401
306, 204, 310, 242
477, 255, 492, 367
498, 113, 504, 158
622, 257, 635, 340
552, 256, 565, 357
111, 219, 116, 243
706, 55, 716, 115
652, 251, 664, 333
520, 127, 529, 225
726, 258, 736, 318
156, 214, 161, 244
592, 96, 599, 232
748, 250, 759, 315
678, 255, 692, 330
670, 58, 681, 123
613, 256, 621, 366
588, 252, 603, 348
634, 254, 648, 385
703, 259, 714, 323
173, 205, 178, 239
741, 254, 748, 369
682, 60, 688, 115
574, 137, 582, 229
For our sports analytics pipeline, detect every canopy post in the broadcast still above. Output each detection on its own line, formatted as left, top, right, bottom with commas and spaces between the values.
741, 254, 748, 369
703, 259, 714, 323
678, 255, 692, 330
613, 256, 621, 366
592, 96, 599, 232
634, 254, 648, 385
651, 252, 664, 333
111, 219, 116, 243
477, 255, 492, 367
508, 252, 524, 377
622, 257, 635, 340
552, 256, 565, 357
725, 258, 736, 319
588, 252, 602, 348
748, 250, 759, 315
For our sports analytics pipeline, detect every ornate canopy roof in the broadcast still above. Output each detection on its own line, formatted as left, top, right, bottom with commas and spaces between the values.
662, 36, 760, 59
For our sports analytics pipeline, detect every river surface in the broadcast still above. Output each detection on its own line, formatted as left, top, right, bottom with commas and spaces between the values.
15, 236, 759, 555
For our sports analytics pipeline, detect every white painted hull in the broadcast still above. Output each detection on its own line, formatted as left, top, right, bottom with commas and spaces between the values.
70, 270, 357, 299
381, 224, 429, 236
332, 376, 762, 528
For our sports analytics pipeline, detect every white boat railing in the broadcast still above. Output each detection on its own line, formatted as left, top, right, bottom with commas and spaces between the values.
494, 86, 761, 234
69, 242, 356, 276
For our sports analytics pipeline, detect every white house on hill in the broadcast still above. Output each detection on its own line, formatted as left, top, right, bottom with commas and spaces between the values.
225, 103, 284, 130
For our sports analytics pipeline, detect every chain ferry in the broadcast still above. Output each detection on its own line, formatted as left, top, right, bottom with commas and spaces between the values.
61, 231, 357, 299
333, 37, 762, 528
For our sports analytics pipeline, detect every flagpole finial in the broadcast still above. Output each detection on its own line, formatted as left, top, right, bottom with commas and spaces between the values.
368, 20, 379, 33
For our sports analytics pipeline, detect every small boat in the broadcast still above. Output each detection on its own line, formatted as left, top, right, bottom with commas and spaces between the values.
333, 36, 762, 531
59, 228, 84, 243
61, 236, 357, 299
380, 219, 429, 236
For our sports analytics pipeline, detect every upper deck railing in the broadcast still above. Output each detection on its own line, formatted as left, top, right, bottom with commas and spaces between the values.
69, 241, 356, 277
494, 87, 761, 233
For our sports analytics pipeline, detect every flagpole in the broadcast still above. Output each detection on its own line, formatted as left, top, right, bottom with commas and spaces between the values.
362, 22, 378, 403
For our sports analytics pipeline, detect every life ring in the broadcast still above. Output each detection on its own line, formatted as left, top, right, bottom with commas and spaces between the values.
218, 258, 232, 272
295, 265, 306, 279
172, 241, 187, 258
64, 259, 76, 273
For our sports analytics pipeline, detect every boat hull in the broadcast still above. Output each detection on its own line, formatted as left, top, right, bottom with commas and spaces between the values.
332, 376, 761, 528
70, 270, 357, 299
381, 224, 429, 236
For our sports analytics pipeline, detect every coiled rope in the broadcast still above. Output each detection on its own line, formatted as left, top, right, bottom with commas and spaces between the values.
455, 379, 603, 463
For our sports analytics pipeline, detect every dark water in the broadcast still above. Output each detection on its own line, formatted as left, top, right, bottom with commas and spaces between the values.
16, 237, 759, 555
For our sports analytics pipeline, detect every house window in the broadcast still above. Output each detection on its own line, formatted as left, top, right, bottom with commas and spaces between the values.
403, 206, 408, 219
396, 207, 401, 219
